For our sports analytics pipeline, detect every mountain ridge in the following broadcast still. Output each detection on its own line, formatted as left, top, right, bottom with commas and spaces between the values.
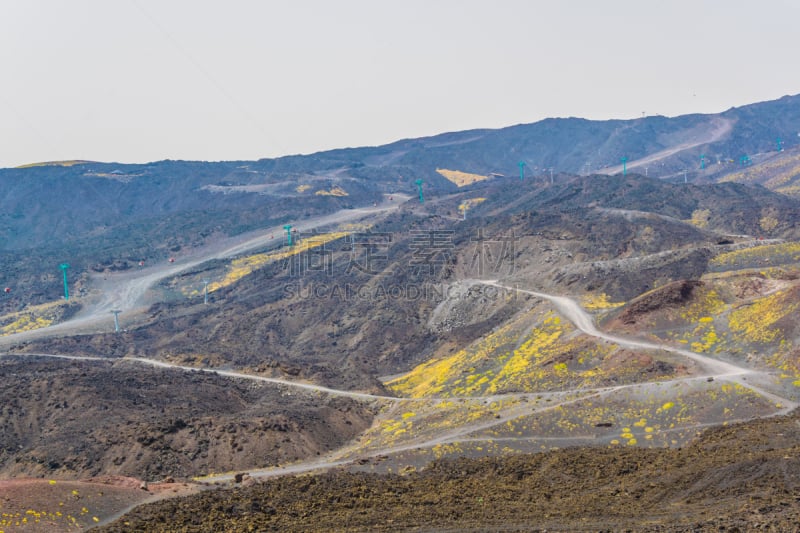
2, 92, 800, 530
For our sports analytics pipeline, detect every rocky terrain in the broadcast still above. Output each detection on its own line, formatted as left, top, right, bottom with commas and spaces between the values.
0, 357, 374, 480
97, 409, 800, 532
12, 175, 797, 382
2, 93, 800, 531
3, 93, 800, 313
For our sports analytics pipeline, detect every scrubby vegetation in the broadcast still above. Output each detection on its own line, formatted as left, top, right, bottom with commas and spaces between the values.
5, 95, 800, 531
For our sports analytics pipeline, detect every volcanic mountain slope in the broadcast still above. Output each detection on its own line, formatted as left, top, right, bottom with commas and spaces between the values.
96, 409, 800, 532
0, 160, 381, 314
342, 93, 800, 181
0, 173, 799, 531
15, 174, 791, 385
0, 356, 375, 480
712, 144, 800, 196
3, 92, 800, 314
6, 215, 525, 390
4, 174, 799, 486
601, 268, 800, 390
478, 173, 800, 238
3, 93, 800, 530
9, 175, 799, 373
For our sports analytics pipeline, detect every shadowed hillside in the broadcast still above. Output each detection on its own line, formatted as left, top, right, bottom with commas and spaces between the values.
3, 94, 800, 531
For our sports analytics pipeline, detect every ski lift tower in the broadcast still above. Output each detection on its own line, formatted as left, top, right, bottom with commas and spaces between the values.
59, 263, 70, 300
415, 179, 424, 203
202, 279, 210, 305
283, 224, 293, 246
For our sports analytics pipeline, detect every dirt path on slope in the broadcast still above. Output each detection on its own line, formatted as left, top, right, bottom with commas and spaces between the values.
482, 280, 798, 414
0, 195, 408, 346
0, 352, 401, 403
597, 116, 734, 175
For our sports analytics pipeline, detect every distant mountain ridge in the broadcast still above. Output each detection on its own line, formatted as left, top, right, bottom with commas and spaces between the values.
303, 92, 800, 178
5, 92, 799, 192
2, 92, 799, 300
4, 92, 800, 530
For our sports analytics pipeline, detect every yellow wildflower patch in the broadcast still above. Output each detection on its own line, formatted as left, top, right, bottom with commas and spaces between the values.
711, 242, 800, 269
458, 197, 487, 213
436, 168, 490, 187
314, 186, 348, 196
728, 290, 799, 344
0, 300, 70, 336
582, 293, 624, 310
208, 232, 348, 292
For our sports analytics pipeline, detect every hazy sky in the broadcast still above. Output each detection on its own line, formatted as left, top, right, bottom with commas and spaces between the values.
2, 0, 799, 168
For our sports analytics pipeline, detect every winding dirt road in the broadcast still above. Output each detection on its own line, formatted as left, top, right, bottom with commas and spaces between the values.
481, 280, 797, 414
2, 193, 797, 492
0, 194, 409, 345
0, 352, 401, 402
2, 275, 796, 487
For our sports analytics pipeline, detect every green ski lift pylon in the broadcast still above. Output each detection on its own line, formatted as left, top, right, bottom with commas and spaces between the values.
740, 155, 751, 167
621, 157, 628, 176
518, 161, 525, 181
700, 154, 706, 169
777, 137, 783, 152
283, 224, 293, 246
415, 179, 424, 203
59, 263, 70, 300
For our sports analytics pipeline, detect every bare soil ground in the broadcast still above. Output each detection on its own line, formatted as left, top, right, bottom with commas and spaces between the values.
0, 357, 375, 481
96, 409, 800, 532
3, 177, 800, 531
0, 477, 197, 532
